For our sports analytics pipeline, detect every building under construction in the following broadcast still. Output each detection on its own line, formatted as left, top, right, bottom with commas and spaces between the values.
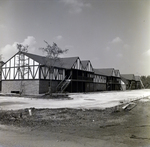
1, 51, 143, 95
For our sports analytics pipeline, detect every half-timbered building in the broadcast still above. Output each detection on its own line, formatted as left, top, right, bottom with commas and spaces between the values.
94, 68, 121, 90
1, 51, 107, 94
121, 74, 144, 90
62, 59, 94, 92
93, 69, 107, 91
121, 74, 136, 90
2, 51, 66, 94
56, 59, 106, 92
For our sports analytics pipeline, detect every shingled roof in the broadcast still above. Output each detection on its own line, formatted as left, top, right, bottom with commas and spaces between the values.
59, 57, 79, 69
23, 52, 46, 65
94, 68, 116, 77
121, 74, 135, 81
22, 52, 79, 69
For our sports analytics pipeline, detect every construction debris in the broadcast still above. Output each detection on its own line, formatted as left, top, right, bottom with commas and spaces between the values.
122, 102, 137, 111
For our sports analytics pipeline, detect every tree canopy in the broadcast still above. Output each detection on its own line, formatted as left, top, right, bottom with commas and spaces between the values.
40, 41, 68, 59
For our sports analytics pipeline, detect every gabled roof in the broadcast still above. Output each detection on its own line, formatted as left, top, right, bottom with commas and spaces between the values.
135, 76, 141, 82
121, 76, 129, 84
81, 60, 94, 72
59, 57, 79, 69
114, 69, 120, 77
23, 52, 46, 65
94, 69, 106, 76
94, 68, 116, 77
22, 51, 79, 69
81, 60, 89, 69
121, 74, 135, 81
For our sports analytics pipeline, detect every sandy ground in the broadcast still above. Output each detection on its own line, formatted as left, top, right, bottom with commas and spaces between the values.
0, 89, 150, 110
0, 98, 150, 147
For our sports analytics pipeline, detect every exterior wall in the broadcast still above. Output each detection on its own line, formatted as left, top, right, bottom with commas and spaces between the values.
85, 83, 94, 92
39, 80, 60, 94
106, 77, 121, 90
125, 80, 136, 90
114, 84, 121, 90
94, 83, 106, 91
39, 80, 49, 94
94, 74, 106, 83
93, 74, 107, 91
65, 69, 107, 93
2, 53, 40, 81
40, 66, 65, 81
85, 83, 106, 92
2, 80, 39, 95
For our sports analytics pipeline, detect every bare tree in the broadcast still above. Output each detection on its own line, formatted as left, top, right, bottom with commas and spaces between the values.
16, 44, 29, 95
40, 41, 68, 96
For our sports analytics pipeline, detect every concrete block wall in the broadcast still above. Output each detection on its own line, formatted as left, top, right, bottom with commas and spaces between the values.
39, 80, 60, 94
2, 80, 39, 95
85, 83, 94, 92
23, 80, 39, 95
94, 83, 106, 91
85, 83, 106, 92
39, 80, 49, 94
2, 80, 106, 94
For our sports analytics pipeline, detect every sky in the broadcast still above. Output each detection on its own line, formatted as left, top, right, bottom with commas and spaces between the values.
0, 0, 150, 76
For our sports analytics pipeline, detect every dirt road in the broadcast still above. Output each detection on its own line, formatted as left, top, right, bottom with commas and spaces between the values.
0, 98, 150, 147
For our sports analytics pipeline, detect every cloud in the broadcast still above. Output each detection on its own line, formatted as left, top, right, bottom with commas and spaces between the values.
111, 37, 123, 44
0, 36, 36, 61
61, 0, 91, 13
143, 49, 150, 56
22, 36, 36, 46
54, 35, 63, 41
0, 43, 17, 61
22, 36, 37, 52
106, 37, 124, 52
105, 37, 130, 61
107, 37, 130, 51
